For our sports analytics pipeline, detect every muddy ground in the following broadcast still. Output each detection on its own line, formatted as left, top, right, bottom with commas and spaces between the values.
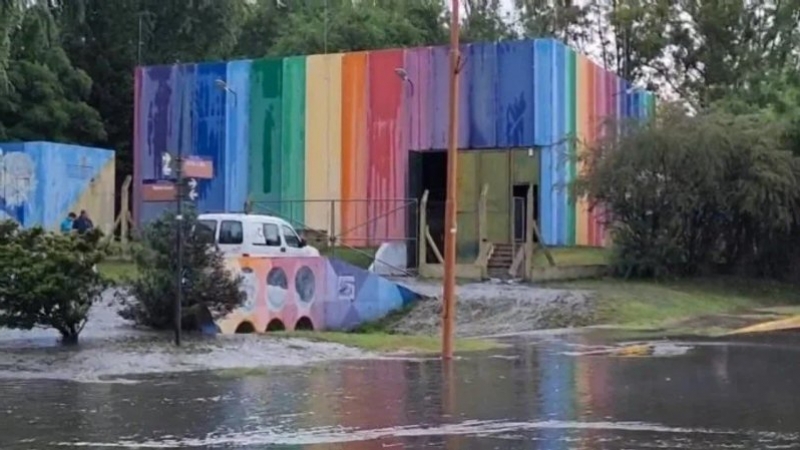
391, 279, 597, 337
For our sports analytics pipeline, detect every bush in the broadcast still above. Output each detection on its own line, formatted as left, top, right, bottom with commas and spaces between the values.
118, 209, 245, 330
0, 221, 109, 344
577, 105, 800, 278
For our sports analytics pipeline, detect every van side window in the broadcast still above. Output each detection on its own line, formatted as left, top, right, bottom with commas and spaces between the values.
264, 224, 281, 246
282, 225, 300, 248
196, 220, 217, 244
219, 220, 243, 244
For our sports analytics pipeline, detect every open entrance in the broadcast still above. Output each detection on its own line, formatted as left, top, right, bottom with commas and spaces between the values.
295, 316, 314, 331
408, 150, 447, 264
512, 184, 539, 244
235, 321, 256, 334
266, 318, 286, 332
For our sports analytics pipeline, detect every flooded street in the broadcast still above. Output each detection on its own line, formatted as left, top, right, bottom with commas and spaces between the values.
3, 308, 800, 450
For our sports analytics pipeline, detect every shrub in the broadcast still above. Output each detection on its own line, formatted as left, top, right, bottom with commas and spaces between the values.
577, 105, 800, 278
118, 209, 245, 330
0, 221, 109, 344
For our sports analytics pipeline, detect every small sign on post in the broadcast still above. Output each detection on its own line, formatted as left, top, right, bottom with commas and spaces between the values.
142, 182, 178, 202
182, 157, 213, 180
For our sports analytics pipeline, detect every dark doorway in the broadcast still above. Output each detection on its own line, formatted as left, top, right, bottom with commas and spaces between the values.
235, 321, 256, 334
295, 317, 314, 331
408, 150, 448, 264
512, 184, 539, 244
266, 318, 286, 332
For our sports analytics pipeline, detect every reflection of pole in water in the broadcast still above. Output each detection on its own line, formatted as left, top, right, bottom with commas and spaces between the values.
442, 359, 459, 450
712, 345, 730, 383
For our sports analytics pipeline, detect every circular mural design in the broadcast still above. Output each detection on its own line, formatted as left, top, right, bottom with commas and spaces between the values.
266, 267, 288, 310
295, 266, 316, 304
240, 267, 257, 312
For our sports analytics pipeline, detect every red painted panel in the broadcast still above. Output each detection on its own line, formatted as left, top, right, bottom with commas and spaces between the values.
367, 49, 407, 245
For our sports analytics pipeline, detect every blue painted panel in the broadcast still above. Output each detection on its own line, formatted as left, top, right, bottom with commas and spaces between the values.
193, 63, 227, 214
496, 40, 535, 147
466, 43, 497, 148
225, 60, 252, 212
172, 65, 196, 172
534, 39, 556, 245
140, 199, 175, 224
553, 42, 567, 246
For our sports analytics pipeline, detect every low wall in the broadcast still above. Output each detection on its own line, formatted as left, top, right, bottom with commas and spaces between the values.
217, 256, 421, 334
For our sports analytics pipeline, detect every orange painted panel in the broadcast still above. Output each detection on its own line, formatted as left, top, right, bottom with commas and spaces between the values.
341, 53, 369, 246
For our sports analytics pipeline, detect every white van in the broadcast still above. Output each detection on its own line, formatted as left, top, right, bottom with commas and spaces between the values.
197, 213, 321, 258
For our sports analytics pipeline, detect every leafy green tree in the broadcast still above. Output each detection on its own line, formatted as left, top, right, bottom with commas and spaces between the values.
577, 105, 800, 278
0, 2, 105, 143
119, 209, 245, 330
0, 221, 109, 344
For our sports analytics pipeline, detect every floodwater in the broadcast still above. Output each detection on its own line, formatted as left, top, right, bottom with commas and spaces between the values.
2, 301, 800, 449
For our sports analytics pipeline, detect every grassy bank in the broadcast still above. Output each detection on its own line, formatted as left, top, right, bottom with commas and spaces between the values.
277, 331, 500, 354
561, 277, 800, 332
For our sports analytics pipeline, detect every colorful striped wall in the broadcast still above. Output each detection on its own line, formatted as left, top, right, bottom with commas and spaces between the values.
133, 39, 655, 247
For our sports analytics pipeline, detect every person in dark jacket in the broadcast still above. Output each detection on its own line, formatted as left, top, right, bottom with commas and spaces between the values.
72, 210, 94, 234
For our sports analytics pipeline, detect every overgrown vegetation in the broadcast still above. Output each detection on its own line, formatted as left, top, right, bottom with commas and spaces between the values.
0, 221, 109, 344
117, 210, 245, 330
578, 105, 800, 279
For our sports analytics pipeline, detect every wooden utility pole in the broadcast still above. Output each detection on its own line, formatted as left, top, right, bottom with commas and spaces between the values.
442, 0, 462, 360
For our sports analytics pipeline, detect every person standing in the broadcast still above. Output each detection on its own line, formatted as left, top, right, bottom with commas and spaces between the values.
60, 212, 76, 233
72, 210, 94, 234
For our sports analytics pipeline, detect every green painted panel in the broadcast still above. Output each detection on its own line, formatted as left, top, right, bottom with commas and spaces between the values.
249, 58, 283, 214
479, 151, 510, 245
281, 56, 306, 225
511, 149, 539, 185
457, 151, 479, 262
566, 50, 577, 245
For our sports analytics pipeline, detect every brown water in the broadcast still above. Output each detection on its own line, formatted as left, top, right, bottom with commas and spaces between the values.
2, 328, 800, 449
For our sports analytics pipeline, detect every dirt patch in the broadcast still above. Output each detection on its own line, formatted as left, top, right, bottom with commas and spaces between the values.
390, 279, 597, 337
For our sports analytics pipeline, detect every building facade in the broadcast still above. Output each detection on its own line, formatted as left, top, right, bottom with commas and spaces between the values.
133, 39, 654, 250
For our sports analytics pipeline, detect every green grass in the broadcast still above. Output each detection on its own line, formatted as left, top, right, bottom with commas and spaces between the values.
322, 247, 377, 269
276, 331, 501, 354
562, 277, 800, 329
533, 246, 611, 267
97, 260, 138, 282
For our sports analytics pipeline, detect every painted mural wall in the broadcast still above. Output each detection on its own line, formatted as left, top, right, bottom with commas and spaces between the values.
134, 39, 655, 247
0, 141, 116, 232
217, 256, 420, 334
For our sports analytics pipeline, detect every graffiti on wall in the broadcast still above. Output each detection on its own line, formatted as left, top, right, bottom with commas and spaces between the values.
217, 256, 421, 334
0, 142, 115, 230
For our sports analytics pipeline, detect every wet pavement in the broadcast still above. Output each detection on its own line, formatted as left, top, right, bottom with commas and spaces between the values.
3, 317, 800, 449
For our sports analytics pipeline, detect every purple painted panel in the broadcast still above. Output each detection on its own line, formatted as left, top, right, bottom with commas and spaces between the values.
403, 47, 433, 151
431, 46, 449, 150
138, 65, 176, 181
466, 43, 497, 148
430, 45, 469, 149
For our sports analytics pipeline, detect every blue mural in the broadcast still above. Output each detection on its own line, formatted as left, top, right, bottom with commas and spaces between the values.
0, 142, 115, 230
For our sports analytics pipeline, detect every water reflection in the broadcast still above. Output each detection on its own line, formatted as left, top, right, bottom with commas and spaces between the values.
1, 334, 800, 449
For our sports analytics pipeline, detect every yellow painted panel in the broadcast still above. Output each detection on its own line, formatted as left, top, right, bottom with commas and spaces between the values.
305, 53, 343, 235
457, 151, 479, 261
479, 151, 510, 244
72, 159, 116, 234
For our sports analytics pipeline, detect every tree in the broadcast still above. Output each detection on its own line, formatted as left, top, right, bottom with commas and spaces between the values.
577, 105, 800, 278
118, 209, 245, 330
0, 2, 105, 143
0, 221, 109, 344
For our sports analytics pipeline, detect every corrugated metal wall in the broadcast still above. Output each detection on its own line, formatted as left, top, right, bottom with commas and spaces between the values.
0, 142, 115, 232
133, 39, 654, 247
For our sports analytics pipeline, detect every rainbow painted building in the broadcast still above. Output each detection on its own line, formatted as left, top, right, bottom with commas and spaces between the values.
133, 39, 654, 253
